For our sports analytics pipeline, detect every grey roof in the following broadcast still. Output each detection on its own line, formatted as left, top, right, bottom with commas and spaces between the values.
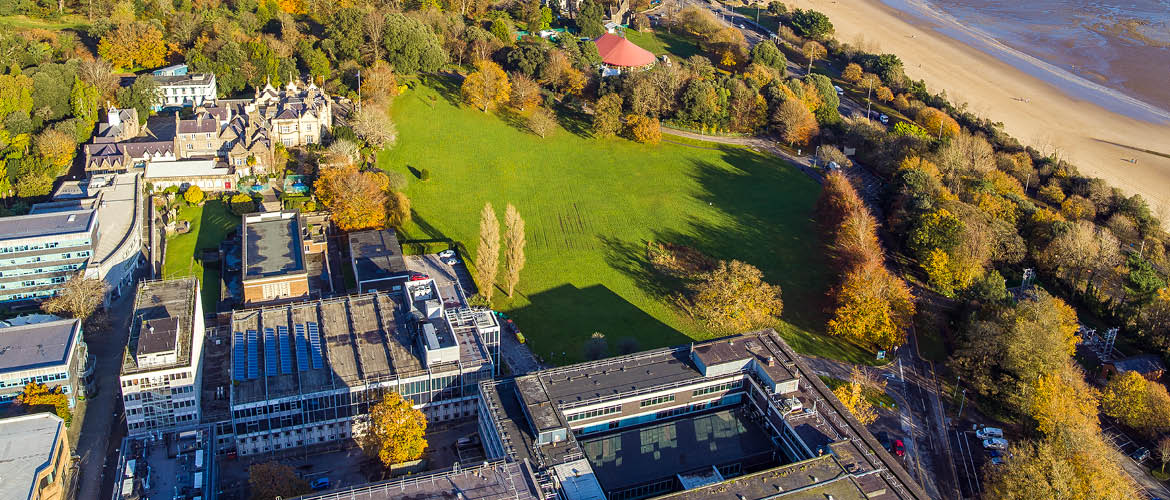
123, 278, 198, 374
291, 460, 541, 500
0, 209, 97, 242
137, 317, 179, 356
243, 212, 306, 280
0, 319, 81, 374
0, 413, 65, 500
154, 73, 215, 87
349, 229, 408, 283
177, 115, 218, 134
1111, 354, 1166, 374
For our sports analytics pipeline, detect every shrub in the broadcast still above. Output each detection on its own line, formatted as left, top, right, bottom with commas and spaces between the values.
420, 169, 432, 181
229, 193, 256, 215
183, 185, 204, 205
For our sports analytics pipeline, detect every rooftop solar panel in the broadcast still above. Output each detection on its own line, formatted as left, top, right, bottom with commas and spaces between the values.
232, 331, 246, 381
264, 327, 278, 376
294, 324, 310, 371
307, 321, 323, 369
246, 329, 259, 379
278, 325, 292, 375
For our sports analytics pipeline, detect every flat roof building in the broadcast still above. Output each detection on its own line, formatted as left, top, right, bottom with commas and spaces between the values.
152, 71, 217, 110
120, 278, 206, 436
224, 279, 500, 457
0, 413, 73, 500
112, 424, 217, 500
241, 211, 309, 305
477, 330, 930, 500
0, 209, 98, 303
0, 318, 94, 408
348, 229, 409, 293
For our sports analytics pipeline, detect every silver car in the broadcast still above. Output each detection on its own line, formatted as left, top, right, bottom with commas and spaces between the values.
982, 438, 1009, 450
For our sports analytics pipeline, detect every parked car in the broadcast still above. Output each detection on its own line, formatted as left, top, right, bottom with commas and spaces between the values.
311, 477, 331, 490
1131, 447, 1151, 462
444, 258, 459, 266
438, 249, 456, 258
891, 438, 905, 457
877, 432, 904, 456
879, 114, 889, 124
975, 427, 1004, 440
834, 85, 844, 95
982, 438, 1009, 450
988, 456, 1005, 465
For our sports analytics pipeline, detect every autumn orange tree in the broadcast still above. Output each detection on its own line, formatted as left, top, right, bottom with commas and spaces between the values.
461, 60, 511, 112
624, 114, 661, 144
685, 260, 783, 332
97, 22, 167, 70
17, 383, 71, 425
316, 162, 390, 232
358, 392, 427, 467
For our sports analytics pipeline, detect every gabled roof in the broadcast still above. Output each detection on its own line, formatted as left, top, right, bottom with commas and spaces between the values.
594, 33, 656, 68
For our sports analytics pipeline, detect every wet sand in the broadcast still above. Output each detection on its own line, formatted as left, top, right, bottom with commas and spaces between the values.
790, 0, 1170, 218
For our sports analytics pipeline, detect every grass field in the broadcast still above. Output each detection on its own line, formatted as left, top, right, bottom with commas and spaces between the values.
379, 76, 877, 365
623, 29, 702, 60
163, 201, 239, 312
0, 14, 89, 30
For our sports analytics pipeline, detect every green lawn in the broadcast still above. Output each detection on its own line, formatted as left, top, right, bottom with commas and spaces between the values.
163, 201, 240, 312
0, 14, 89, 30
379, 76, 877, 365
623, 29, 703, 60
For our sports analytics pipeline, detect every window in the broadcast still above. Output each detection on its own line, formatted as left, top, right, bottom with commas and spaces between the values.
566, 405, 621, 422
692, 379, 743, 397
639, 394, 675, 408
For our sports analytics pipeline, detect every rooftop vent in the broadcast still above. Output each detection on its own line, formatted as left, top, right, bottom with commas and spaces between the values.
67, 214, 76, 222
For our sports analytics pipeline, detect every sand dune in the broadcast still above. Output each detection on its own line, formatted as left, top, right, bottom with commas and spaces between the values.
789, 0, 1170, 218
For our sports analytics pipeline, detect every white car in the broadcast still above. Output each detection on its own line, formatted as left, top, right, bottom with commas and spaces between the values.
975, 427, 1004, 440
834, 85, 844, 95
879, 114, 889, 124
444, 258, 459, 266
438, 249, 456, 259
982, 438, 1009, 451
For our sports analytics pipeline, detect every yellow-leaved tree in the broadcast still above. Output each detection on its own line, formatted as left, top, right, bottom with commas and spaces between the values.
831, 368, 883, 425
461, 60, 511, 112
316, 162, 389, 232
17, 383, 71, 425
826, 262, 915, 350
358, 392, 428, 467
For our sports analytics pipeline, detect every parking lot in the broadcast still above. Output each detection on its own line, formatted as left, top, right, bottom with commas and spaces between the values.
950, 429, 984, 499
1102, 424, 1168, 500
405, 252, 476, 303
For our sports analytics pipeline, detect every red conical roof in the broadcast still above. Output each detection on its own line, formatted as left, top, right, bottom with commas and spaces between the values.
593, 33, 656, 68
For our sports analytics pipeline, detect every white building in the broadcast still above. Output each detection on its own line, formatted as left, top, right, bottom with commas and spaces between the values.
120, 278, 205, 437
153, 70, 218, 110
0, 318, 94, 407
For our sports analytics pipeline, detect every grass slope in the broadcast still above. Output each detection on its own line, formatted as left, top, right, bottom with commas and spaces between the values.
379, 76, 874, 365
623, 29, 702, 60
163, 201, 239, 311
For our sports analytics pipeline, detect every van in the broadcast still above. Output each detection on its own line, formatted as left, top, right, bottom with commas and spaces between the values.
975, 427, 1003, 440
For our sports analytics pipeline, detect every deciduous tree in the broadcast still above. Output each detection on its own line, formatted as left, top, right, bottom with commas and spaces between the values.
183, 185, 204, 205
592, 93, 624, 138
386, 191, 412, 229
772, 98, 818, 146
248, 462, 310, 500
509, 73, 540, 111
462, 60, 511, 112
801, 40, 825, 74
527, 106, 557, 138
98, 22, 167, 70
686, 260, 783, 332
351, 105, 398, 149
316, 163, 390, 231
842, 62, 862, 83
41, 274, 106, 321
502, 204, 526, 297
358, 392, 427, 467
17, 383, 71, 424
474, 202, 500, 301
624, 114, 661, 144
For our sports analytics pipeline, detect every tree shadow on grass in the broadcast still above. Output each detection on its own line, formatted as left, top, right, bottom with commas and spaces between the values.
553, 102, 593, 139
598, 236, 681, 301
418, 74, 464, 107
496, 108, 532, 135
508, 283, 689, 365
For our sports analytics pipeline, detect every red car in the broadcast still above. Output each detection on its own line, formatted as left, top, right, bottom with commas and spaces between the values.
892, 439, 905, 457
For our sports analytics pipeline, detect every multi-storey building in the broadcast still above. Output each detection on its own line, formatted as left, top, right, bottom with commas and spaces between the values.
0, 209, 97, 303
241, 211, 311, 305
152, 65, 218, 110
0, 318, 94, 407
476, 330, 930, 500
249, 79, 333, 147
120, 278, 205, 437
0, 413, 73, 500
225, 277, 500, 457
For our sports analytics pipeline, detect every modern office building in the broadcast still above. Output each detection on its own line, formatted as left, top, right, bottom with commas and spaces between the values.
0, 318, 94, 407
120, 278, 206, 436
0, 209, 98, 303
225, 277, 500, 457
0, 413, 73, 500
241, 211, 311, 305
477, 330, 930, 500
348, 229, 409, 293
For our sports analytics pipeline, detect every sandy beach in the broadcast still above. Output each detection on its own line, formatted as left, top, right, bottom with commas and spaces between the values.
788, 0, 1170, 218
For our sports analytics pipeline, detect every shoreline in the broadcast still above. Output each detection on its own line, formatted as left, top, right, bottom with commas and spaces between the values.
788, 0, 1170, 218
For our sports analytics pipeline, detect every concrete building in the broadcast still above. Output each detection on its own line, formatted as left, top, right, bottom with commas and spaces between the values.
112, 424, 217, 500
291, 460, 541, 500
153, 67, 218, 110
0, 209, 97, 303
120, 278, 205, 437
348, 229, 409, 293
241, 211, 310, 305
477, 330, 930, 500
225, 278, 500, 457
30, 174, 146, 306
0, 318, 94, 407
0, 413, 73, 500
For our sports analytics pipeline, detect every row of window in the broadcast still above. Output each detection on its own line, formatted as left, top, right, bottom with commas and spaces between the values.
3, 250, 90, 268
126, 413, 195, 430
164, 86, 213, 96
0, 289, 57, 302
639, 394, 676, 408
0, 371, 69, 389
122, 371, 191, 387
0, 276, 67, 291
566, 404, 621, 422
0, 262, 83, 279
692, 379, 743, 397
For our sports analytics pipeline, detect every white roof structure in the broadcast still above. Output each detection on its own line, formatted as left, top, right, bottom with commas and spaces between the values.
145, 159, 229, 179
